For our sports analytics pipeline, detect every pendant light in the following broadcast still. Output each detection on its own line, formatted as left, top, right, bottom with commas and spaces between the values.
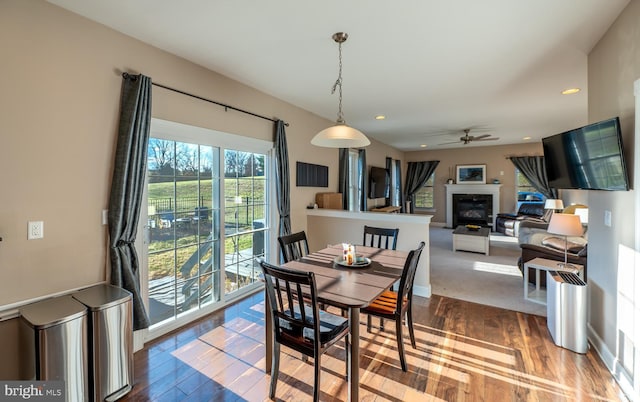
311, 32, 370, 148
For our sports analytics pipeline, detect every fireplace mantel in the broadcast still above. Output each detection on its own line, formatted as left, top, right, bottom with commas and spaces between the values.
446, 184, 501, 229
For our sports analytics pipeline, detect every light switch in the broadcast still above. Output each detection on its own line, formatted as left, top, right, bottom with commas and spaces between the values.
604, 210, 612, 227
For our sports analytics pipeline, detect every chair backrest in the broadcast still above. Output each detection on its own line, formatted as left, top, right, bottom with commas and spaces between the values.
363, 225, 399, 250
278, 231, 310, 262
259, 260, 320, 351
395, 241, 426, 313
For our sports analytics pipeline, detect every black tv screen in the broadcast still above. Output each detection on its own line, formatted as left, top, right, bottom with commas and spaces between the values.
369, 166, 390, 199
542, 117, 629, 191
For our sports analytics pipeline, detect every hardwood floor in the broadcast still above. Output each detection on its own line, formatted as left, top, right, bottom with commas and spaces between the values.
121, 292, 627, 401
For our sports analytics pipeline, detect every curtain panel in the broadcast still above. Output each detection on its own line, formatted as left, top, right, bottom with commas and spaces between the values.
274, 120, 291, 237
108, 74, 152, 330
509, 156, 558, 200
338, 148, 349, 209
358, 149, 367, 211
385, 157, 392, 206
404, 160, 439, 214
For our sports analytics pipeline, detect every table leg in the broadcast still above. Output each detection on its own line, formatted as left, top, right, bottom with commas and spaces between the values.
348, 307, 360, 402
264, 287, 272, 374
535, 269, 540, 292
524, 264, 529, 300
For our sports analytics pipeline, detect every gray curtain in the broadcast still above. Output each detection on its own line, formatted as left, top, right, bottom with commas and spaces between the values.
404, 160, 439, 214
509, 156, 558, 199
339, 148, 349, 209
358, 149, 367, 211
274, 120, 291, 237
395, 160, 403, 210
385, 157, 392, 206
108, 73, 152, 330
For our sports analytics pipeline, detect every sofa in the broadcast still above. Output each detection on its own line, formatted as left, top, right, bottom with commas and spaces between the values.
495, 202, 549, 237
517, 225, 588, 287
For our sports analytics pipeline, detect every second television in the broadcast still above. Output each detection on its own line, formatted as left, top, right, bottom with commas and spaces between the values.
369, 166, 390, 199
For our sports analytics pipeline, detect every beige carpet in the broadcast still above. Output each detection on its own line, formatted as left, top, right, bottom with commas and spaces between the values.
429, 226, 546, 316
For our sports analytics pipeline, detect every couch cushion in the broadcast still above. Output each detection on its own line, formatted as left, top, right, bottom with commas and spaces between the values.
518, 202, 544, 217
542, 236, 584, 253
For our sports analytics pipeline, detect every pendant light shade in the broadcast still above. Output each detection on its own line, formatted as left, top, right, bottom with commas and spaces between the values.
312, 32, 370, 148
311, 124, 370, 147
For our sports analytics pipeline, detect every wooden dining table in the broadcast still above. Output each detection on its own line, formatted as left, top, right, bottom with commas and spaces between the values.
264, 244, 409, 402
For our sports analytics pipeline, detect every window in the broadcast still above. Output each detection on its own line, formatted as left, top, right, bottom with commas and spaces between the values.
390, 159, 402, 207
515, 169, 546, 209
414, 174, 435, 209
347, 149, 361, 211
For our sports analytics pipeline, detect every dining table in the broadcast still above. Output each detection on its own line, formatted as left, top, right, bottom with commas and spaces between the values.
264, 244, 409, 402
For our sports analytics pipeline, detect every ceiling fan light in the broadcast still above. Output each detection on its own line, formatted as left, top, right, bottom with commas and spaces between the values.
311, 124, 371, 148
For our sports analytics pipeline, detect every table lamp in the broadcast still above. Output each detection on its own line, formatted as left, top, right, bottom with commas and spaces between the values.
547, 213, 583, 269
544, 199, 564, 213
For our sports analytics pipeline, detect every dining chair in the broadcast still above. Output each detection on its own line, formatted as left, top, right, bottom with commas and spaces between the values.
363, 225, 399, 250
259, 260, 350, 401
362, 241, 425, 372
278, 231, 310, 263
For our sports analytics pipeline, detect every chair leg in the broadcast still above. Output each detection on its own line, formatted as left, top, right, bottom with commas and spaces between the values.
269, 343, 280, 399
313, 354, 321, 402
345, 334, 350, 381
407, 305, 416, 349
379, 317, 384, 330
395, 317, 408, 372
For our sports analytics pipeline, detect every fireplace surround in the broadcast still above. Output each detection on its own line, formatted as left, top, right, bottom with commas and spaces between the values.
445, 184, 501, 229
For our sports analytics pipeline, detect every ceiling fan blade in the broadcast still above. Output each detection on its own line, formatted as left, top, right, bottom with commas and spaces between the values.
475, 137, 500, 141
471, 134, 491, 140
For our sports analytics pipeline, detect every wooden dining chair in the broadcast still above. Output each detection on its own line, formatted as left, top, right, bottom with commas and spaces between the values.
278, 231, 310, 262
259, 260, 350, 402
363, 225, 399, 250
362, 241, 425, 372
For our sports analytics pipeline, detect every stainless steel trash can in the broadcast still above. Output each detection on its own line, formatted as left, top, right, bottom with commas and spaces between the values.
73, 284, 133, 402
19, 295, 89, 401
547, 271, 587, 353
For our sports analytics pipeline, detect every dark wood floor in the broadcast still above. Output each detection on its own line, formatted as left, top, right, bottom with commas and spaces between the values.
121, 292, 627, 401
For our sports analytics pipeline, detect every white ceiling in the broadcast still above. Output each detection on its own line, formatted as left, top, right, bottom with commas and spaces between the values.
48, 0, 629, 151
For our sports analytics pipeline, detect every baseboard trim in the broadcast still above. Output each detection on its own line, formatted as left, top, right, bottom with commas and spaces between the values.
414, 284, 432, 298
588, 323, 638, 401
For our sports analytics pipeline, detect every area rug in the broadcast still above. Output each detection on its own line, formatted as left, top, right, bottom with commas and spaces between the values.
429, 226, 546, 316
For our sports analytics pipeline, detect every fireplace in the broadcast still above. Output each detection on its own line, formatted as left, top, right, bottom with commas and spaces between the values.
445, 184, 501, 229
452, 194, 493, 228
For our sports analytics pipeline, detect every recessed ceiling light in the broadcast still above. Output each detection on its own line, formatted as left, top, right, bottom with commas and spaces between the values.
523, 136, 531, 140
561, 88, 581, 95
375, 115, 386, 120
420, 144, 427, 148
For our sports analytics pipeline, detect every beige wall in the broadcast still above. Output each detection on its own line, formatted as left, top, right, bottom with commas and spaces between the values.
405, 142, 543, 224
0, 1, 400, 309
587, 0, 640, 390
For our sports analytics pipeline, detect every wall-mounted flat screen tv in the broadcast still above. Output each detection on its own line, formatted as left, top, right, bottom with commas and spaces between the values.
369, 166, 390, 199
542, 117, 629, 191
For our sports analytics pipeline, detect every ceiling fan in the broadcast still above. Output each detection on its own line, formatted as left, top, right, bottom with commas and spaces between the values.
439, 129, 500, 145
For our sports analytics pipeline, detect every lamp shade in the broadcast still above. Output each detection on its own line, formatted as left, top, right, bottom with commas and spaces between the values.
547, 213, 583, 236
311, 124, 371, 148
544, 199, 564, 210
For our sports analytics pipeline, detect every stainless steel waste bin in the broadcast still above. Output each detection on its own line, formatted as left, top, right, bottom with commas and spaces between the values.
19, 295, 89, 402
73, 284, 133, 402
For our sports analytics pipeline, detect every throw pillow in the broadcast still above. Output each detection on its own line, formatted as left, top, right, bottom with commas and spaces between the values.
542, 236, 584, 253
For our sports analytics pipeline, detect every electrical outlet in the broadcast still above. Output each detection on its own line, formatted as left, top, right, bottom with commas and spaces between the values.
28, 221, 44, 240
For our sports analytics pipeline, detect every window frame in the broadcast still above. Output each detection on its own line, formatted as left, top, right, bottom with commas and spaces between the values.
413, 174, 435, 211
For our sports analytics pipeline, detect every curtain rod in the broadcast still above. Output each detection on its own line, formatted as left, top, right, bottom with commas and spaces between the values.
504, 155, 543, 159
122, 73, 289, 127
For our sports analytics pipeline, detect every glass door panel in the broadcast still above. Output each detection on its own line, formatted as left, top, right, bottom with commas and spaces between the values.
147, 138, 220, 327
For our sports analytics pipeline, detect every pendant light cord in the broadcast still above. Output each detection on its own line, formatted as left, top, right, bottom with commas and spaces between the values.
331, 39, 345, 125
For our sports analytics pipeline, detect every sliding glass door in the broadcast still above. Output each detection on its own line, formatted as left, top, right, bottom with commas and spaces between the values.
141, 120, 272, 334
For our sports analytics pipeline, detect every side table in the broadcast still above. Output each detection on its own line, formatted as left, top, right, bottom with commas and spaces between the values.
523, 257, 584, 305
